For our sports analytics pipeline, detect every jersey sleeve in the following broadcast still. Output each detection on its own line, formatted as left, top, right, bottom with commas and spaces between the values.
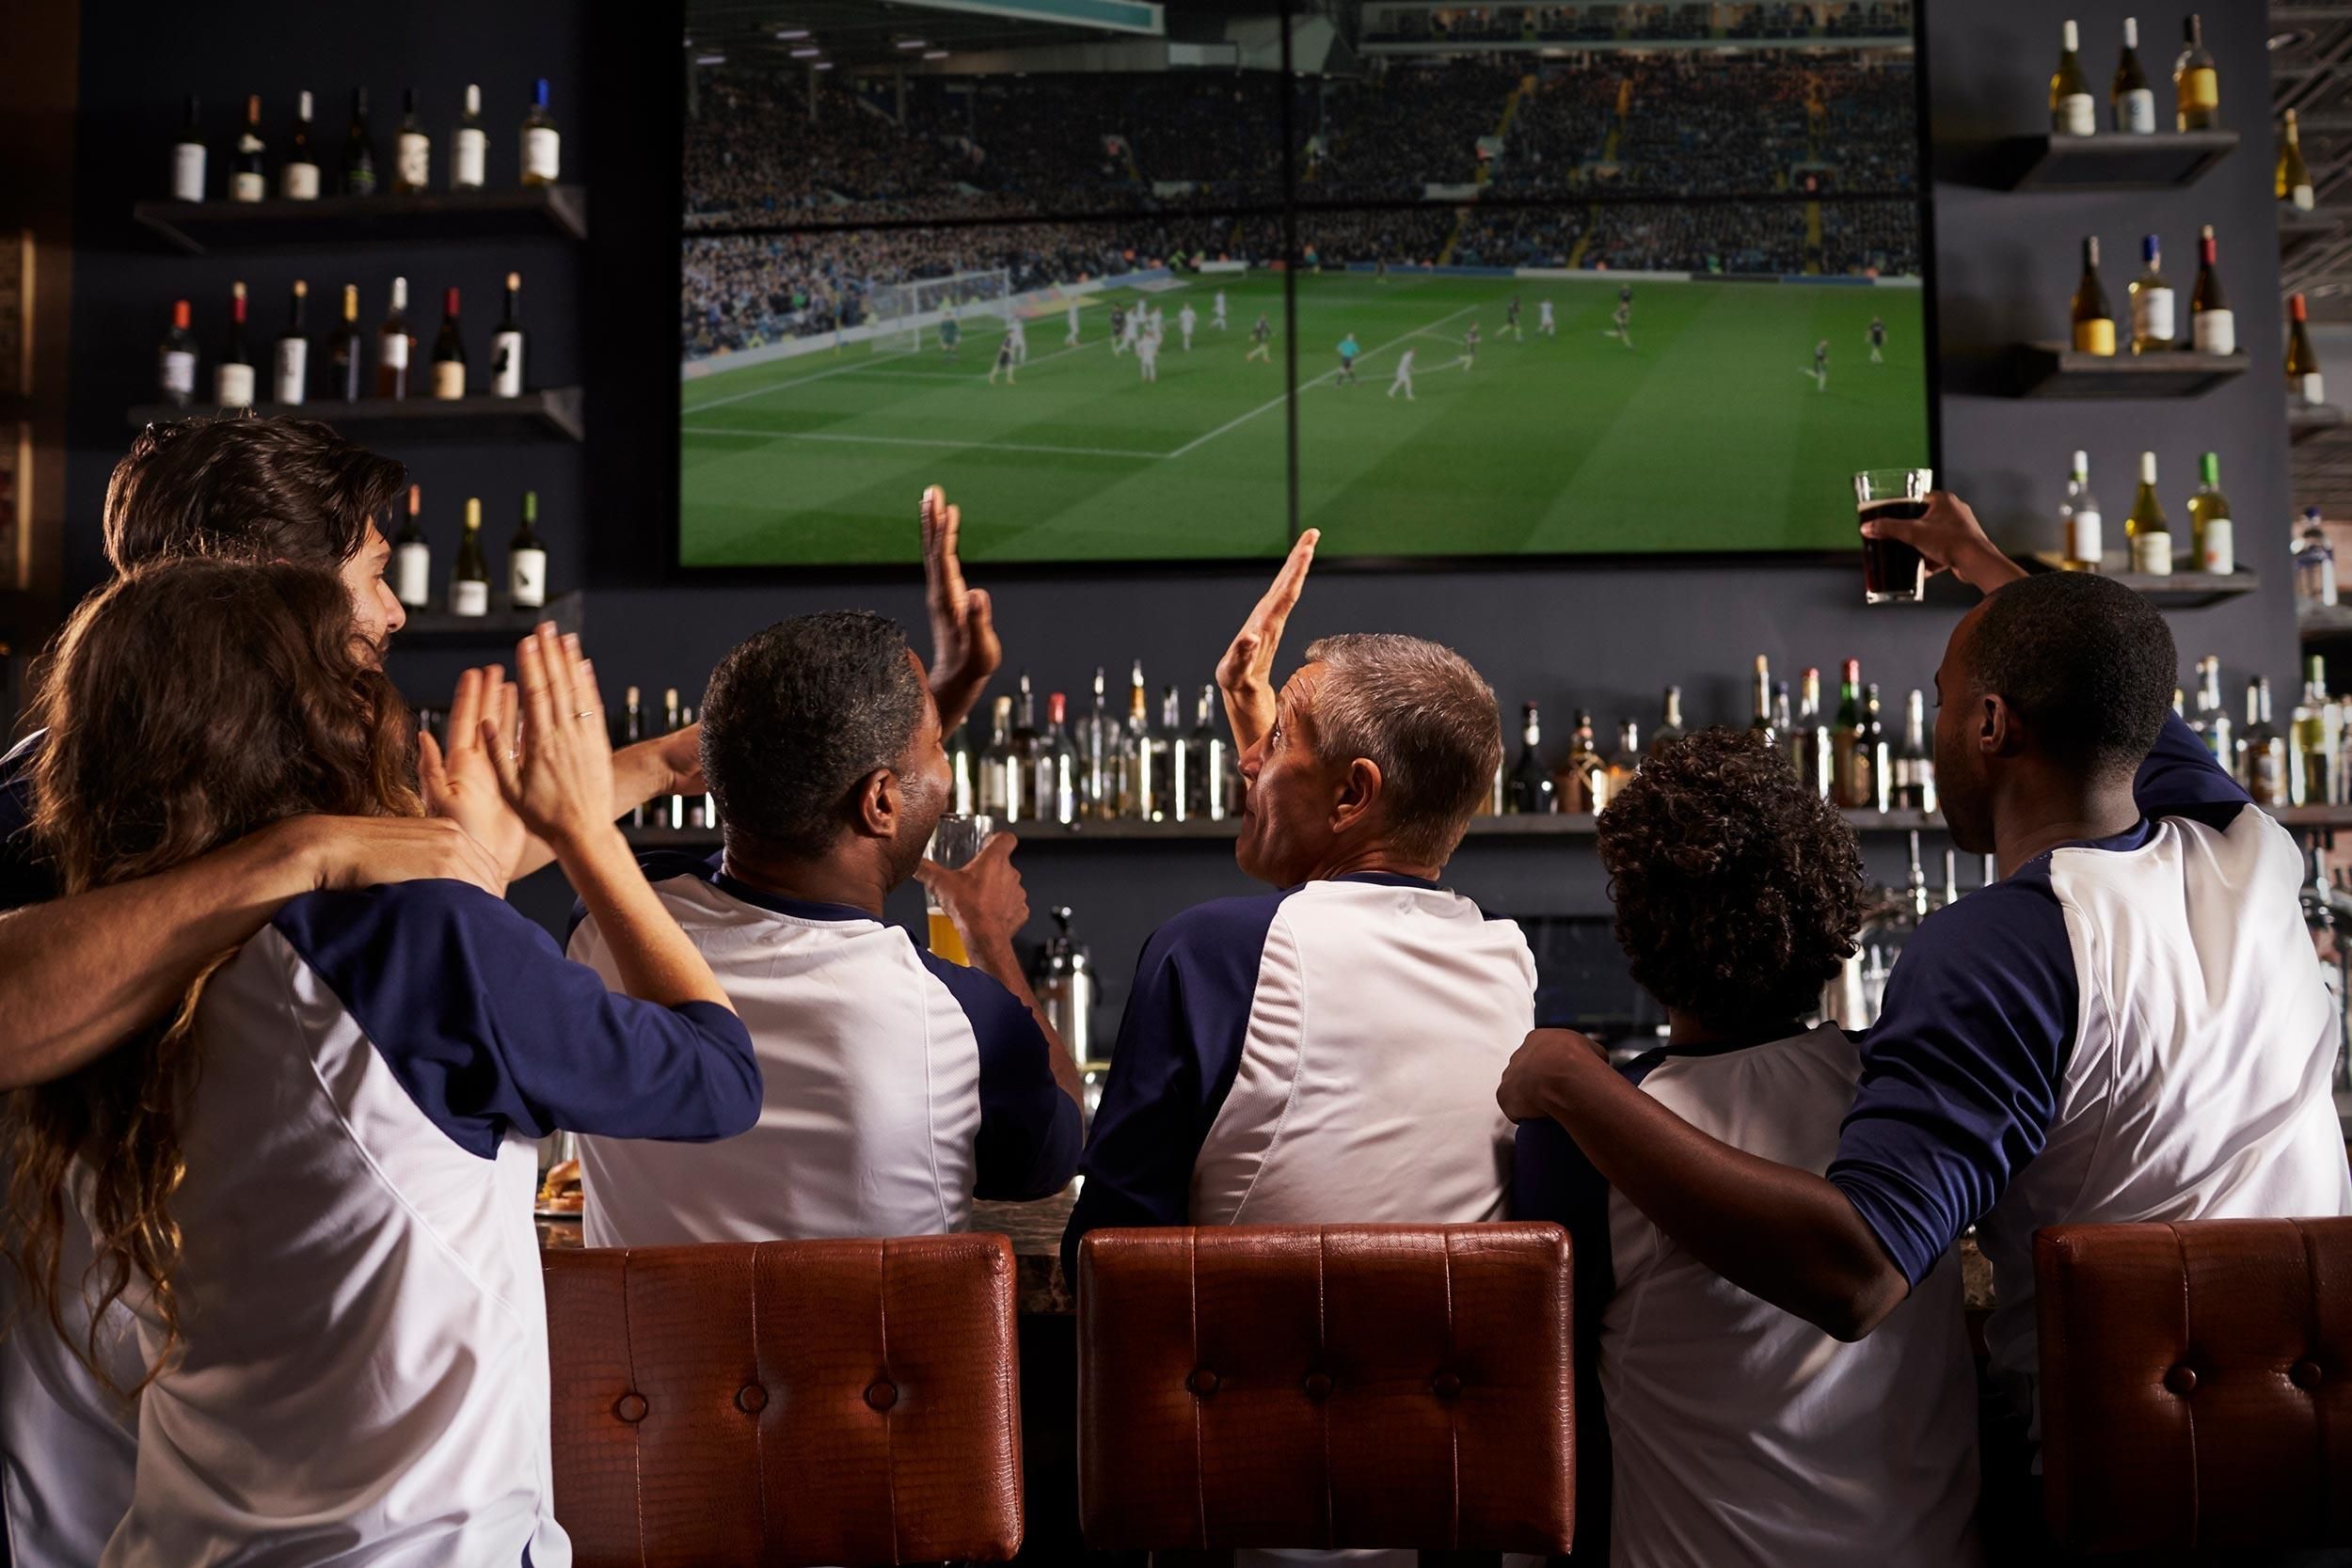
2137, 709, 2252, 827
917, 951, 1082, 1203
1826, 878, 2079, 1284
277, 879, 762, 1157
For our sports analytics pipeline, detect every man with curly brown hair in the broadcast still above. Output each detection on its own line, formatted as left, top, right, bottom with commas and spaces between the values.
1516, 728, 1982, 1568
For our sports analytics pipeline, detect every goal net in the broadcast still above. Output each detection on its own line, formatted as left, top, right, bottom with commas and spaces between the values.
866, 268, 1014, 354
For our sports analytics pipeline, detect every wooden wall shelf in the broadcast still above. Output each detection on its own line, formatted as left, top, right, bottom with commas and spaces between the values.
1994, 131, 2237, 191
394, 590, 582, 645
2009, 344, 2248, 399
132, 185, 587, 254
128, 388, 582, 443
2022, 553, 2257, 609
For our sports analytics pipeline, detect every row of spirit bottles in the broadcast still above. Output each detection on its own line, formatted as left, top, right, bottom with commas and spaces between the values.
2186, 653, 2349, 809
954, 664, 1235, 825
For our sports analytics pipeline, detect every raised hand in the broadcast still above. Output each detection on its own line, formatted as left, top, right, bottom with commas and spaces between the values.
484, 625, 617, 852
1857, 490, 2026, 595
419, 664, 529, 878
1216, 529, 1320, 752
921, 484, 1001, 733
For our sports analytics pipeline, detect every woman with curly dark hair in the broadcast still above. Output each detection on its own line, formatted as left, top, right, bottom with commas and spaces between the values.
1513, 727, 1982, 1568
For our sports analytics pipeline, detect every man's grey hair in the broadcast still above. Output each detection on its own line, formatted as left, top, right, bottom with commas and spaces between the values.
1299, 633, 1502, 865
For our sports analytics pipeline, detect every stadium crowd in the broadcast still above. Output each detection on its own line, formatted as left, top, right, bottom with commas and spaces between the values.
1360, 0, 1907, 44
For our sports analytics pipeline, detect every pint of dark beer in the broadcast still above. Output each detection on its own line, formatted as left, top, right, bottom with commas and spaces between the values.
1854, 467, 1932, 604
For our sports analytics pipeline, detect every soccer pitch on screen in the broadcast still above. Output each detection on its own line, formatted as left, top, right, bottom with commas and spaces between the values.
678, 270, 1930, 567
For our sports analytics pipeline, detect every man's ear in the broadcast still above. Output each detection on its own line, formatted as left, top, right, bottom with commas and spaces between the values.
1330, 755, 1382, 833
851, 768, 899, 839
1979, 694, 2024, 759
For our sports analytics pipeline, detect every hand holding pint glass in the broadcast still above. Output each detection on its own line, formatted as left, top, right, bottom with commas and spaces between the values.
1855, 467, 1933, 604
920, 813, 995, 966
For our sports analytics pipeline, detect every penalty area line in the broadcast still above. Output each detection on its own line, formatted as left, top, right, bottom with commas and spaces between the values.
679, 425, 1169, 461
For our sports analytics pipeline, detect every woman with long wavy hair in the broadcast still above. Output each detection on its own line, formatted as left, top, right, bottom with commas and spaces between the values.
8, 560, 760, 1567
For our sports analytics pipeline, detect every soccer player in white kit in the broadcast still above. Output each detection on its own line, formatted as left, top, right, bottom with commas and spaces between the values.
1538, 298, 1557, 337
1388, 346, 1416, 400
1066, 301, 1082, 347
1008, 314, 1028, 364
1121, 309, 1142, 357
1179, 303, 1198, 349
1213, 290, 1230, 329
988, 335, 1017, 386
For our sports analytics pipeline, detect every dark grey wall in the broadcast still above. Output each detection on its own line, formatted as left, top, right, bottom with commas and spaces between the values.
60, 0, 2296, 1020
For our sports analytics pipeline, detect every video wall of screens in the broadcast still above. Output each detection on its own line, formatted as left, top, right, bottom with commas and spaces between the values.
676, 0, 1928, 569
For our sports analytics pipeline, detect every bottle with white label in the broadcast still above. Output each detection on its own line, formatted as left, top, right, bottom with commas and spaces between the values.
272, 279, 309, 406
520, 79, 560, 186
171, 94, 207, 201
430, 287, 467, 400
2289, 292, 2326, 405
214, 280, 255, 409
508, 490, 548, 609
450, 498, 490, 616
452, 84, 487, 190
281, 91, 320, 199
158, 299, 198, 406
2281, 109, 2316, 212
2126, 451, 2171, 576
2187, 451, 2233, 576
232, 95, 266, 202
393, 87, 430, 194
2059, 450, 2103, 572
393, 483, 432, 610
2050, 21, 2095, 137
2189, 225, 2233, 356
2111, 18, 2156, 134
2128, 234, 2173, 354
491, 272, 525, 397
376, 277, 411, 399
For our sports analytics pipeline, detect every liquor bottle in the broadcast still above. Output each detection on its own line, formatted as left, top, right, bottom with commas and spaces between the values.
2191, 655, 2233, 768
1894, 689, 1937, 814
2111, 17, 2156, 134
282, 91, 320, 199
2298, 508, 2340, 609
2127, 234, 2173, 355
622, 688, 646, 826
171, 93, 206, 201
1830, 658, 1867, 808
2186, 451, 2233, 576
662, 688, 686, 830
490, 273, 526, 398
271, 279, 309, 405
1903, 832, 1932, 924
157, 299, 198, 406
450, 497, 490, 617
680, 707, 707, 828
342, 87, 377, 197
1152, 687, 1184, 823
1750, 656, 1774, 745
2058, 450, 2103, 571
1604, 721, 1642, 804
979, 695, 1018, 820
1036, 693, 1079, 826
392, 483, 431, 610
1862, 684, 1892, 813
1650, 686, 1686, 753
1771, 682, 1794, 755
393, 87, 430, 194
2295, 657, 2337, 808
1010, 673, 1043, 823
232, 94, 266, 202
1941, 848, 1961, 909
430, 287, 467, 400
2244, 677, 2288, 806
1793, 666, 1834, 799
327, 283, 362, 401
2289, 293, 2326, 406
1508, 702, 1556, 815
2299, 843, 2351, 1093
452, 84, 488, 191
1552, 709, 1605, 814
1188, 686, 1229, 822
1123, 660, 1153, 820
214, 280, 254, 409
2188, 225, 2233, 356
2126, 451, 2171, 576
376, 277, 412, 399
946, 721, 976, 816
1079, 666, 1118, 819
521, 79, 561, 187
508, 490, 547, 610
2071, 236, 2115, 357
2173, 14, 2219, 133
2049, 20, 2095, 137
2281, 109, 2317, 212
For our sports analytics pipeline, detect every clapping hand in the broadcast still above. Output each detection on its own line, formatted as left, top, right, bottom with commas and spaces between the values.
922, 484, 1000, 733
484, 625, 617, 852
1216, 529, 1319, 753
418, 663, 529, 880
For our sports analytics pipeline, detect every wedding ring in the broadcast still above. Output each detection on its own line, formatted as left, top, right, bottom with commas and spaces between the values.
574, 709, 594, 720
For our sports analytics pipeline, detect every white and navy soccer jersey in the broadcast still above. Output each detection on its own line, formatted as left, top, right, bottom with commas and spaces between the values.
1063, 872, 1536, 1275
86, 878, 760, 1568
1828, 712, 2352, 1419
567, 854, 1081, 1247
1517, 1026, 1982, 1568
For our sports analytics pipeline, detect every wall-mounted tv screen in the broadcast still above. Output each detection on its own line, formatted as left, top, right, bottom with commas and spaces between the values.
677, 0, 1926, 568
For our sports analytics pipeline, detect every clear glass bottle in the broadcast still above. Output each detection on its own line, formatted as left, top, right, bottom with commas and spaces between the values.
2059, 450, 2103, 571
2297, 508, 2340, 609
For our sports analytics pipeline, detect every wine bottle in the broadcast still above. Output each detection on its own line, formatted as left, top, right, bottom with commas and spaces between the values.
214, 280, 254, 409
1751, 655, 1774, 744
2126, 451, 2171, 576
327, 283, 362, 401
171, 93, 206, 201
979, 694, 1017, 818
393, 483, 432, 610
1831, 658, 1867, 808
2188, 225, 2233, 356
2281, 109, 2316, 212
430, 286, 466, 400
508, 490, 547, 610
232, 94, 265, 203
450, 497, 490, 616
662, 688, 686, 831
1862, 684, 1891, 813
393, 87, 430, 194
377, 277, 411, 399
2059, 449, 2103, 571
2186, 451, 2233, 576
2050, 20, 2095, 137
2289, 293, 2326, 405
1551, 709, 1605, 814
1507, 702, 1555, 815
1792, 667, 1833, 799
520, 79, 560, 187
272, 279, 309, 406
1894, 689, 1937, 814
1604, 721, 1642, 805
157, 299, 198, 406
2127, 233, 2172, 355
2111, 17, 2156, 134
343, 87, 377, 197
1650, 686, 1686, 752
282, 90, 320, 199
491, 272, 525, 397
2244, 677, 2287, 805
2173, 14, 2219, 133
452, 84, 487, 190
2071, 235, 2115, 356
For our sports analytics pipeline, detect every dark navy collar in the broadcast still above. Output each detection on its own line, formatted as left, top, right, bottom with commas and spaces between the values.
638, 848, 880, 925
1327, 870, 1446, 892
1622, 1020, 1820, 1084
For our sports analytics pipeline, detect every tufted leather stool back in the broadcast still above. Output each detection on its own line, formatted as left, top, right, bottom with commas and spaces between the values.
544, 1235, 1024, 1566
2036, 1216, 2352, 1555
1075, 1223, 1574, 1560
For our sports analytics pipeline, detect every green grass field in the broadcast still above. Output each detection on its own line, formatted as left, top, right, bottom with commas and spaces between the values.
679, 271, 1930, 567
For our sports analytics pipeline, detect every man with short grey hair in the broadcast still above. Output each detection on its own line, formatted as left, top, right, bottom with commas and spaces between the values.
1063, 531, 1537, 1283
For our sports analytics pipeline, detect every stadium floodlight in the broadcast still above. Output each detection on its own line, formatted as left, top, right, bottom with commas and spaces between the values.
790, 46, 822, 56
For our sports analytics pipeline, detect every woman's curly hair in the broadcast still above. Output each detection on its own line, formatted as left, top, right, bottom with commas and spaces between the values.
1597, 726, 1864, 1031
